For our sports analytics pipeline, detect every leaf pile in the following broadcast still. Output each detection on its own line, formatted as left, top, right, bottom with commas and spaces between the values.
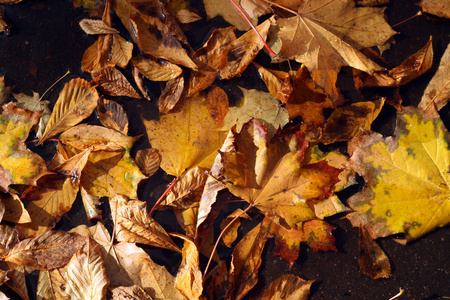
0, 0, 448, 299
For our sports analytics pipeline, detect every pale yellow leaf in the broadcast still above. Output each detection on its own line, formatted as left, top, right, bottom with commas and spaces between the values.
79, 18, 119, 34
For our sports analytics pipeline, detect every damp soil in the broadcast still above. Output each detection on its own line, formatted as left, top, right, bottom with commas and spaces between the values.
0, 0, 449, 299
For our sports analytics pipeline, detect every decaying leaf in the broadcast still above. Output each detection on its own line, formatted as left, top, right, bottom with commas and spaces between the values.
79, 18, 119, 34
0, 103, 48, 192
206, 85, 229, 127
347, 107, 450, 241
135, 148, 161, 177
92, 66, 141, 98
261, 274, 314, 300
109, 195, 180, 252
39, 78, 99, 144
131, 54, 183, 82
97, 98, 129, 135
417, 0, 450, 18
158, 75, 185, 114
358, 226, 391, 279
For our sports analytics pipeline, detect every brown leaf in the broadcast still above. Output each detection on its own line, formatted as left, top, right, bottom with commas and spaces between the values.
174, 207, 198, 237
159, 75, 185, 114
0, 192, 31, 224
220, 209, 251, 248
132, 64, 151, 101
109, 196, 181, 252
173, 234, 203, 300
188, 27, 236, 96
206, 85, 229, 127
60, 124, 139, 151
111, 34, 134, 68
227, 222, 268, 300
130, 14, 197, 69
81, 34, 115, 73
164, 167, 208, 209
92, 66, 141, 98
2, 231, 85, 270
0, 224, 18, 257
36, 269, 68, 300
111, 286, 153, 300
80, 187, 102, 221
52, 147, 92, 181
176, 9, 202, 24
65, 238, 109, 300
97, 98, 129, 135
358, 226, 391, 279
203, 261, 228, 300
253, 62, 293, 103
79, 18, 119, 35
417, 0, 450, 18
131, 54, 183, 82
219, 17, 273, 80
135, 148, 161, 177
5, 267, 29, 300
16, 175, 79, 239
39, 78, 99, 144
261, 274, 314, 300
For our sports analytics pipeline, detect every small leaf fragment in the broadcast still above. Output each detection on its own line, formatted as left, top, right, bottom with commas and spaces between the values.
358, 226, 391, 279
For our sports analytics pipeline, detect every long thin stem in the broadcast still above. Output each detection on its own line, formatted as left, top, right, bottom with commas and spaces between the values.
259, 0, 298, 16
202, 203, 253, 281
228, 0, 276, 56
149, 177, 179, 216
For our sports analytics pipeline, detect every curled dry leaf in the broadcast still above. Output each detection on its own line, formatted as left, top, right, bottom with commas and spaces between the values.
97, 98, 129, 135
188, 27, 236, 96
52, 147, 92, 180
79, 18, 119, 34
0, 103, 48, 192
80, 186, 102, 220
135, 148, 161, 177
220, 208, 251, 247
418, 43, 450, 113
109, 196, 181, 252
164, 167, 208, 209
358, 226, 391, 279
253, 62, 293, 103
261, 274, 314, 300
131, 54, 183, 82
1, 192, 31, 224
39, 78, 99, 144
132, 64, 151, 101
176, 9, 202, 24
219, 17, 273, 80
92, 66, 141, 98
111, 285, 153, 300
206, 85, 229, 127
60, 124, 139, 151
159, 75, 185, 114
2, 231, 85, 270
417, 0, 450, 19
0, 225, 18, 257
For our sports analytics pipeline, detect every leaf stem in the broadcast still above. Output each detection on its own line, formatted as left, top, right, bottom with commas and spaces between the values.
202, 203, 253, 281
259, 0, 299, 16
227, 0, 276, 56
149, 177, 179, 216
39, 70, 71, 101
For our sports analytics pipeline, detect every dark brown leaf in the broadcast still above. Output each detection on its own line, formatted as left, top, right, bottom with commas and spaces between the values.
358, 226, 391, 279
92, 66, 141, 98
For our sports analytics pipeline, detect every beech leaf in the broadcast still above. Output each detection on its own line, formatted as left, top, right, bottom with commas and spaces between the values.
158, 75, 184, 114
261, 274, 314, 300
131, 54, 183, 82
97, 98, 129, 135
36, 269, 68, 300
92, 66, 141, 98
135, 148, 161, 177
79, 18, 119, 34
110, 286, 153, 300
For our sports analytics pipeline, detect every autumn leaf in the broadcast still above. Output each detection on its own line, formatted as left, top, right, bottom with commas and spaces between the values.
0, 103, 48, 192
37, 269, 68, 300
0, 193, 31, 224
132, 64, 151, 101
158, 75, 185, 114
0, 225, 18, 257
97, 98, 129, 135
261, 274, 314, 300
418, 43, 449, 113
109, 195, 181, 252
131, 54, 183, 82
253, 62, 293, 103
144, 93, 227, 177
417, 0, 450, 19
206, 85, 229, 127
39, 78, 99, 144
135, 148, 161, 177
110, 285, 154, 299
12, 91, 51, 138
79, 18, 119, 34
358, 226, 391, 279
2, 231, 85, 270
220, 208, 251, 247
220, 87, 289, 137
347, 107, 450, 241
91, 66, 141, 98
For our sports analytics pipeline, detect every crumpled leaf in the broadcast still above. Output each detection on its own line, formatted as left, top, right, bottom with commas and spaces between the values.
65, 238, 109, 300
358, 226, 391, 279
39, 78, 99, 144
2, 231, 85, 270
131, 54, 183, 82
261, 274, 314, 300
220, 17, 273, 80
12, 91, 51, 138
0, 103, 48, 192
253, 62, 293, 103
92, 66, 141, 98
97, 98, 129, 135
347, 107, 450, 241
60, 124, 139, 151
109, 195, 181, 252
275, 0, 395, 100
418, 43, 450, 113
135, 148, 161, 177
220, 87, 289, 137
158, 75, 184, 114
417, 0, 450, 18
144, 93, 227, 177
227, 221, 268, 300
79, 18, 119, 35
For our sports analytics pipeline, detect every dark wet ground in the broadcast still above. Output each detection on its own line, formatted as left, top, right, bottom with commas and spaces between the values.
0, 0, 449, 299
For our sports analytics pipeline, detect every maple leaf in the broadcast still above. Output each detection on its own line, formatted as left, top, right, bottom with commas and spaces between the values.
274, 0, 396, 101
0, 103, 48, 192
347, 107, 450, 241
261, 274, 314, 300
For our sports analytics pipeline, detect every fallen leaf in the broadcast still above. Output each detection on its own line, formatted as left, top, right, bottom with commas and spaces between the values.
132, 64, 151, 101
111, 34, 134, 68
173, 234, 203, 300
2, 231, 85, 270
79, 18, 119, 34
358, 226, 391, 279
97, 98, 129, 135
220, 17, 273, 80
220, 208, 251, 247
109, 195, 181, 252
203, 261, 228, 300
0, 76, 12, 105
158, 75, 185, 114
144, 93, 227, 177
417, 0, 450, 18
52, 147, 91, 182
36, 269, 68, 300
80, 187, 102, 220
135, 148, 161, 177
16, 175, 79, 238
12, 91, 51, 138
131, 54, 183, 82
418, 43, 450, 113
39, 78, 99, 144
0, 103, 48, 192
320, 99, 385, 144
261, 274, 314, 300
110, 285, 153, 300
253, 62, 293, 103
176, 9, 202, 24
206, 85, 229, 127
92, 66, 141, 98
0, 192, 31, 224
188, 27, 236, 96
60, 124, 139, 151
220, 87, 289, 137
227, 222, 268, 300
175, 207, 198, 237
0, 225, 18, 257
5, 267, 29, 300
81, 34, 115, 73
347, 107, 450, 241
